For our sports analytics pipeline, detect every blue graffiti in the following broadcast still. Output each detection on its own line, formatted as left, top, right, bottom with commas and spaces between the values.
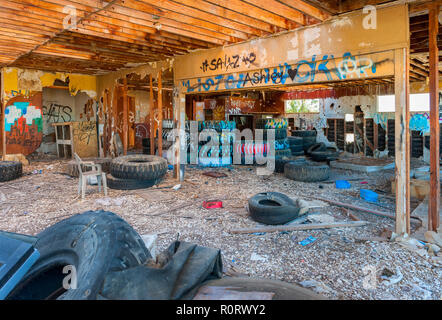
410, 114, 430, 135
184, 51, 379, 93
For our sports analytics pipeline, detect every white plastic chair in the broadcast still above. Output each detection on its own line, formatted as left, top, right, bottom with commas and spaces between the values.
74, 153, 108, 199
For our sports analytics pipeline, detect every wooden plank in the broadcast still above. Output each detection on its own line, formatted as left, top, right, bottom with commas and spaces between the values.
394, 47, 411, 235
123, 77, 128, 155
277, 0, 331, 21
428, 3, 440, 232
149, 74, 155, 155
230, 221, 369, 234
374, 121, 378, 151
1, 71, 4, 160
158, 71, 163, 157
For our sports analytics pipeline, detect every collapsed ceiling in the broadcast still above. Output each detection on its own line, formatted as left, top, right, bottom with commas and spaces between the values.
0, 0, 404, 75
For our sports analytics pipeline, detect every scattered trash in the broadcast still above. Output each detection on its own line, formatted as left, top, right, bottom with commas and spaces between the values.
424, 231, 442, 247
202, 171, 227, 178
87, 175, 98, 185
168, 165, 174, 170
203, 201, 223, 209
394, 235, 428, 257
141, 234, 158, 259
32, 170, 42, 174
95, 197, 124, 206
360, 189, 378, 203
426, 243, 440, 256
299, 236, 317, 246
250, 253, 267, 262
298, 280, 335, 295
335, 180, 351, 189
172, 184, 181, 191
307, 213, 335, 224
252, 232, 266, 236
380, 267, 403, 286
360, 181, 368, 184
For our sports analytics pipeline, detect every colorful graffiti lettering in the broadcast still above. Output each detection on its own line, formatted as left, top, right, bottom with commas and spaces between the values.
183, 52, 387, 93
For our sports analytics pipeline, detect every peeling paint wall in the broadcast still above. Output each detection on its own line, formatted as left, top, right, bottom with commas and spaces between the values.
2, 67, 97, 103
2, 67, 98, 155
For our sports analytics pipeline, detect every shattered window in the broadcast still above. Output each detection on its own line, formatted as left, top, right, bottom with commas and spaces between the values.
285, 99, 320, 113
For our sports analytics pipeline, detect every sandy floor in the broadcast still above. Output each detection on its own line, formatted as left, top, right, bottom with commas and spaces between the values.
0, 158, 440, 300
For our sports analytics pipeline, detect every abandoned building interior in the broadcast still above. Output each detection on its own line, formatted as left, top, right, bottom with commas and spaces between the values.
0, 0, 441, 300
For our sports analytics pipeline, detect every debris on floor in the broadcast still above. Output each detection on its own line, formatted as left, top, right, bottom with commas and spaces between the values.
0, 159, 440, 300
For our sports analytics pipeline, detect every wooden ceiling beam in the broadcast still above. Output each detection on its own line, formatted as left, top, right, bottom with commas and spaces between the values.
126, 0, 253, 40
278, 0, 331, 21
241, 0, 307, 26
171, 0, 273, 34
205, 0, 297, 29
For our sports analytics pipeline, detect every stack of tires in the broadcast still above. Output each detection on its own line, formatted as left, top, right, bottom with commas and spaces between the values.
291, 130, 317, 153
256, 118, 291, 170
287, 136, 304, 156
197, 120, 236, 167
107, 154, 167, 190
142, 138, 150, 155
0, 161, 22, 182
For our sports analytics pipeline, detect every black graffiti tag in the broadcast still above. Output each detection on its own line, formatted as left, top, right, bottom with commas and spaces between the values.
43, 103, 72, 123
200, 52, 257, 73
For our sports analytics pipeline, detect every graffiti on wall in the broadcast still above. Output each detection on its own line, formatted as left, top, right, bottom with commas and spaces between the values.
199, 52, 257, 73
42, 103, 73, 123
410, 114, 430, 135
4, 96, 43, 155
73, 121, 96, 145
182, 51, 393, 93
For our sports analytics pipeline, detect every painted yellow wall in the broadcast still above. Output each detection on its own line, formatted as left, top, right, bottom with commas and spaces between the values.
2, 67, 97, 103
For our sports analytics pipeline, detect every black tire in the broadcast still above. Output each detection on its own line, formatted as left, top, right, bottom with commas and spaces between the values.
290, 144, 304, 153
275, 157, 290, 173
107, 174, 161, 190
0, 161, 22, 182
287, 136, 303, 146
306, 143, 327, 155
7, 210, 151, 300
65, 158, 111, 177
262, 128, 287, 140
290, 150, 305, 156
274, 149, 291, 158
248, 192, 300, 225
141, 138, 150, 148
302, 136, 317, 151
291, 130, 316, 137
310, 148, 340, 162
110, 155, 167, 181
284, 161, 330, 182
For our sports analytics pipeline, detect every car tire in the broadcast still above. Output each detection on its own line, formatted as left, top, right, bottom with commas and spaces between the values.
284, 161, 330, 182
248, 192, 300, 225
7, 210, 151, 300
110, 155, 167, 181
0, 161, 22, 182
